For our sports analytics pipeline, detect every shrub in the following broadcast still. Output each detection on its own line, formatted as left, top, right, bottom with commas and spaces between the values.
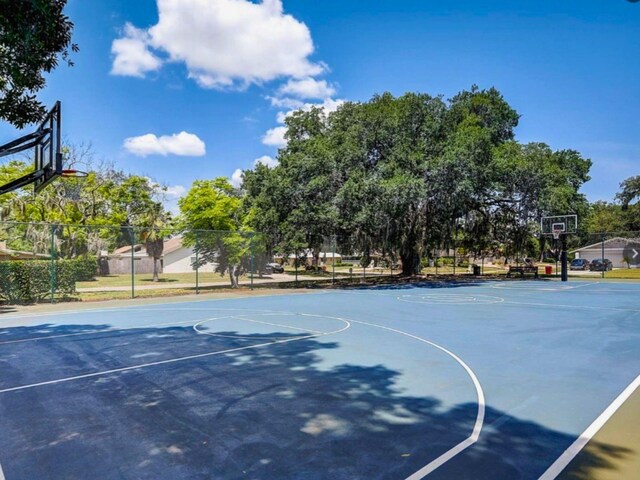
65, 256, 98, 281
0, 257, 96, 304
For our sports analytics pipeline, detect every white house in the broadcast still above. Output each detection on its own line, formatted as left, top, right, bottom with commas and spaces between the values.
572, 237, 640, 268
103, 236, 217, 274
162, 236, 218, 273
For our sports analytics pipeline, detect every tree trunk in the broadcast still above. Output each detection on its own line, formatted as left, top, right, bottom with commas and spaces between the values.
229, 265, 239, 288
400, 250, 421, 276
152, 257, 159, 282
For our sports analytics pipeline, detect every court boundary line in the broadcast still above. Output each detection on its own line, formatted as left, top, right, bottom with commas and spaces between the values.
0, 308, 300, 345
0, 462, 5, 480
0, 313, 351, 395
0, 291, 330, 321
539, 374, 640, 479
0, 319, 200, 345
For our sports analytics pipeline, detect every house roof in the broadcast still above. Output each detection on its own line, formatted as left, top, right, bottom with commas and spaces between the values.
163, 236, 184, 255
571, 236, 640, 253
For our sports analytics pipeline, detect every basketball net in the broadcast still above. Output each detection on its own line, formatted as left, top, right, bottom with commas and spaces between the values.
552, 230, 562, 241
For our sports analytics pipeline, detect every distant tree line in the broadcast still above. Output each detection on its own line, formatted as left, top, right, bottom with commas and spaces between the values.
1, 88, 638, 284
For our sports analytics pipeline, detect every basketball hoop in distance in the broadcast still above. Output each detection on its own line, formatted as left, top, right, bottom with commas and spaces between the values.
551, 222, 565, 241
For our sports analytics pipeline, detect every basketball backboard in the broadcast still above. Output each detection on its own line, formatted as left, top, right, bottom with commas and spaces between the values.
540, 215, 578, 236
0, 101, 62, 195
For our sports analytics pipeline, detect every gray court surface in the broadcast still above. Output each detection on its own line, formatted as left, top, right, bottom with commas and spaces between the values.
0, 280, 638, 479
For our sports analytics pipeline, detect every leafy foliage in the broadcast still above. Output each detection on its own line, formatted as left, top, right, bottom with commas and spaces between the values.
178, 178, 252, 287
244, 87, 592, 273
0, 0, 78, 127
0, 257, 95, 304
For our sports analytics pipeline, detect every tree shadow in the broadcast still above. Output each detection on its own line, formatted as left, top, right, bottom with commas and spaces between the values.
0, 323, 633, 480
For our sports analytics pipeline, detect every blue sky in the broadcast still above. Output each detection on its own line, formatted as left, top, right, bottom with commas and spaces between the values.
1, 0, 639, 208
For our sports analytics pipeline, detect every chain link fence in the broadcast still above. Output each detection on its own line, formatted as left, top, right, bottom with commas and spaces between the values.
1, 222, 639, 304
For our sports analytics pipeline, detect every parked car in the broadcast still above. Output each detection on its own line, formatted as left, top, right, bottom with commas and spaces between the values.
570, 258, 590, 271
589, 258, 613, 271
266, 262, 284, 274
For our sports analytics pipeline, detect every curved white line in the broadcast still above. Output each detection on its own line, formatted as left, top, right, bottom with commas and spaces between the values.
194, 313, 350, 340
345, 318, 485, 480
397, 294, 504, 305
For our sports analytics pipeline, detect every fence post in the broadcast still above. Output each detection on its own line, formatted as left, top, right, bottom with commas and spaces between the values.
50, 224, 56, 304
453, 240, 456, 276
130, 227, 135, 299
295, 251, 298, 287
601, 235, 605, 279
195, 230, 199, 295
250, 233, 254, 291
332, 235, 336, 285
435, 248, 439, 275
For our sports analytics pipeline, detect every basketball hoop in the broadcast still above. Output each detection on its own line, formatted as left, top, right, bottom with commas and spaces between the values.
60, 169, 88, 178
552, 230, 561, 241
60, 170, 88, 201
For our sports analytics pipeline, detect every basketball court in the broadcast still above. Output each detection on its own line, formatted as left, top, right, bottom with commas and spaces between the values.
0, 280, 638, 479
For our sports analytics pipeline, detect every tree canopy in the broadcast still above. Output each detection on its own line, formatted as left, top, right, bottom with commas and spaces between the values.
243, 87, 592, 274
0, 0, 77, 127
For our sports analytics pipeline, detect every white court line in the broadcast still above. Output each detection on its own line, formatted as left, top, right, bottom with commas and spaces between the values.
0, 308, 307, 345
0, 291, 330, 321
192, 315, 326, 339
345, 318, 485, 480
0, 314, 351, 395
502, 300, 640, 313
0, 463, 5, 480
539, 374, 640, 480
231, 315, 325, 334
0, 308, 484, 478
0, 319, 199, 346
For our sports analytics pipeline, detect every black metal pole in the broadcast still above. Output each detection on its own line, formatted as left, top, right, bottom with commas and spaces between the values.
601, 235, 605, 279
561, 234, 568, 282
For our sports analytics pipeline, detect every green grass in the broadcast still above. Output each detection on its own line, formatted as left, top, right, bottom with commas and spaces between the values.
77, 272, 250, 289
603, 268, 640, 279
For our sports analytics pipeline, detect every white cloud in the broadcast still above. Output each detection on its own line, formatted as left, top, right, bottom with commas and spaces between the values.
262, 126, 288, 147
123, 131, 206, 157
165, 185, 186, 198
253, 155, 278, 168
112, 0, 324, 89
278, 77, 336, 99
230, 169, 244, 188
266, 96, 305, 109
111, 23, 163, 77
276, 98, 346, 124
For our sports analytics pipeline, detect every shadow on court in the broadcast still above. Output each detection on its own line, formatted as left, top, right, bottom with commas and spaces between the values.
0, 323, 633, 480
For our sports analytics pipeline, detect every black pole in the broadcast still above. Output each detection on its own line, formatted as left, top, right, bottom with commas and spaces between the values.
601, 235, 605, 279
561, 234, 568, 282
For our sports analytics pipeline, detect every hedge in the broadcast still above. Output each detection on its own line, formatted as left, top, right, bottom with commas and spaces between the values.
0, 257, 97, 304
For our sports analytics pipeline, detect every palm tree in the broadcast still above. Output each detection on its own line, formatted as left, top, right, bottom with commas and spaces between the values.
140, 203, 170, 282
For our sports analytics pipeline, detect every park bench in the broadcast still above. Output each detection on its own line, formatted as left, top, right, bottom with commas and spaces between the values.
507, 265, 539, 278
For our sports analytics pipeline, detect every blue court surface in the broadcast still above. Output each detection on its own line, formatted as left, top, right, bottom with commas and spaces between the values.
0, 280, 638, 479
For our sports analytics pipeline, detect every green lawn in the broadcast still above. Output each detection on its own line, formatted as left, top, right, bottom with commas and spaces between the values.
604, 268, 640, 279
77, 272, 250, 289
